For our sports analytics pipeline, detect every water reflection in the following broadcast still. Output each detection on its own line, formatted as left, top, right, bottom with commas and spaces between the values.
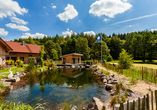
5, 68, 110, 109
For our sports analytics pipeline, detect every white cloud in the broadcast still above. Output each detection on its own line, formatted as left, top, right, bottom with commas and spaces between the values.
10, 16, 28, 25
52, 5, 56, 9
57, 4, 78, 22
89, 0, 132, 18
0, 0, 28, 18
126, 25, 132, 27
112, 13, 157, 25
43, 6, 46, 9
51, 3, 56, 9
78, 20, 81, 22
84, 31, 96, 36
0, 28, 8, 36
150, 29, 157, 32
5, 23, 30, 31
122, 0, 128, 2
21, 33, 47, 38
103, 18, 110, 22
62, 28, 76, 37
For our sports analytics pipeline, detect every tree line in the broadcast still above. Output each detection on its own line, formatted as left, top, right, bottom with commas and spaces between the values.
12, 30, 157, 62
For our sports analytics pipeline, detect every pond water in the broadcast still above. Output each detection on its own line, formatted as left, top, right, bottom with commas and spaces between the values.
4, 68, 110, 109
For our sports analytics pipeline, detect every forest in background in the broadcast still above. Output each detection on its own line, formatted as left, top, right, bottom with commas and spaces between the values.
12, 30, 157, 62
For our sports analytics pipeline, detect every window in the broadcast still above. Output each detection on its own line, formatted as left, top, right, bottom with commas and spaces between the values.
29, 55, 32, 57
20, 57, 24, 61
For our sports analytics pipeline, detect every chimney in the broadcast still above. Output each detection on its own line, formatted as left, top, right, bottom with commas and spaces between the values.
22, 41, 25, 46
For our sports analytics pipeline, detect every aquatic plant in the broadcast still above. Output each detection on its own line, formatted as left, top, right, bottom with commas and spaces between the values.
0, 81, 5, 90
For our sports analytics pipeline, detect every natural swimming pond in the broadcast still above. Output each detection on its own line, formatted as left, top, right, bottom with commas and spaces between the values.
4, 68, 110, 109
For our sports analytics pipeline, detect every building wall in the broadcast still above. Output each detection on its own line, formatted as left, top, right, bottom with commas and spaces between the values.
61, 55, 82, 64
0, 44, 6, 65
8, 52, 39, 63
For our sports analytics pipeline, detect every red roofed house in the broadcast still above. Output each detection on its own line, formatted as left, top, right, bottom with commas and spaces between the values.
0, 38, 13, 66
5, 40, 41, 63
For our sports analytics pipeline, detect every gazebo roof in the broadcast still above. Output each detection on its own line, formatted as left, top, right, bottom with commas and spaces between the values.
61, 53, 83, 57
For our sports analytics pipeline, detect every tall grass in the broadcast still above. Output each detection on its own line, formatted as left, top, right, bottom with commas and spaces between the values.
0, 101, 49, 110
0, 81, 5, 90
103, 63, 157, 84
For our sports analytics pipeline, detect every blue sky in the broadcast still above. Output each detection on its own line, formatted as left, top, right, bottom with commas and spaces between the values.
0, 0, 157, 41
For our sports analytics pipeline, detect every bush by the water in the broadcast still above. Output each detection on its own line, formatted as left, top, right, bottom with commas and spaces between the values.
118, 49, 133, 69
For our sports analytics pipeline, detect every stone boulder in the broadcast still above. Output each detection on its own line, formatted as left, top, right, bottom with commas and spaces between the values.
106, 84, 113, 90
102, 79, 107, 83
85, 65, 90, 68
87, 97, 104, 110
40, 69, 43, 72
125, 88, 134, 93
111, 81, 118, 84
110, 74, 114, 78
111, 90, 118, 96
14, 72, 20, 76
107, 80, 112, 84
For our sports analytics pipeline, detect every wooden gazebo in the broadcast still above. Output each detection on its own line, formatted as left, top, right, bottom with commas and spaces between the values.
61, 53, 83, 64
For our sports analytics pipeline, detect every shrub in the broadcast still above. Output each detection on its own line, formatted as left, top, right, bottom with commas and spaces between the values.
48, 62, 54, 68
14, 63, 18, 66
110, 96, 117, 109
20, 64, 24, 67
116, 82, 123, 92
106, 55, 113, 62
10, 60, 14, 65
26, 58, 36, 73
121, 95, 127, 102
16, 60, 23, 65
118, 49, 133, 69
28, 57, 35, 64
6, 60, 11, 65
0, 81, 5, 90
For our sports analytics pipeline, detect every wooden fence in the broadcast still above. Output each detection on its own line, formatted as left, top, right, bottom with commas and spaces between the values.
102, 63, 157, 84
71, 90, 157, 110
114, 90, 157, 110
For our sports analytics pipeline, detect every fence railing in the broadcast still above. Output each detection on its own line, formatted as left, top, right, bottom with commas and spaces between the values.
102, 63, 157, 84
115, 90, 157, 110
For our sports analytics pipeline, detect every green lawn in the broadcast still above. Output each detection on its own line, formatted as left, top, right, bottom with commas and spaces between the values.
108, 60, 157, 69
0, 66, 26, 73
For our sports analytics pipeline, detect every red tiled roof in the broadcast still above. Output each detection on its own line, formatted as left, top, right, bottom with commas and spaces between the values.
5, 41, 41, 53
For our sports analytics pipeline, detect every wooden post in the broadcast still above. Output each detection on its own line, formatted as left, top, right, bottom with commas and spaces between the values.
155, 90, 157, 110
133, 100, 136, 110
142, 95, 145, 110
138, 97, 141, 110
142, 66, 143, 80
151, 91, 154, 110
147, 94, 150, 110
102, 106, 106, 110
122, 66, 123, 75
115, 65, 116, 71
127, 100, 129, 110
120, 102, 123, 110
